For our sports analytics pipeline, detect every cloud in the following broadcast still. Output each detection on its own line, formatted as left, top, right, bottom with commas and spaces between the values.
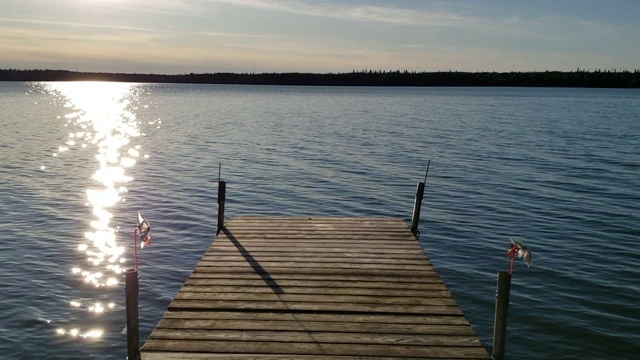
205, 0, 476, 27
0, 17, 278, 39
205, 0, 621, 41
502, 13, 618, 39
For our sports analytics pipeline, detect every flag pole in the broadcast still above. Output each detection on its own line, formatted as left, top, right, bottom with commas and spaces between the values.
134, 229, 139, 272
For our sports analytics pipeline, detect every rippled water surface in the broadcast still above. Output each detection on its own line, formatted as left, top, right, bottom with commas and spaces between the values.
1, 82, 638, 359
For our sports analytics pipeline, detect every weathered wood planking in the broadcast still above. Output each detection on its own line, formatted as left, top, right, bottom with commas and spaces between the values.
141, 217, 488, 359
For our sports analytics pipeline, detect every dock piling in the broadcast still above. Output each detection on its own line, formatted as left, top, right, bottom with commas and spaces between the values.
411, 160, 430, 238
492, 271, 512, 360
410, 181, 425, 238
124, 268, 140, 360
216, 180, 226, 235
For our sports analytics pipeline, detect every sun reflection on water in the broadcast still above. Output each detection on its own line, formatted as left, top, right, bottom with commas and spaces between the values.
41, 81, 148, 341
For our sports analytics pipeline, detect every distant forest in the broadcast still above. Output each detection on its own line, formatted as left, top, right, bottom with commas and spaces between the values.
1, 68, 640, 88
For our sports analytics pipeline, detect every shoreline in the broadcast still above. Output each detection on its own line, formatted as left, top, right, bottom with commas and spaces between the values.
1, 69, 639, 88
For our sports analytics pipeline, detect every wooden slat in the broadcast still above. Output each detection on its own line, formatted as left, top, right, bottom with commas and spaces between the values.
161, 311, 471, 325
189, 272, 444, 286
143, 339, 490, 358
142, 354, 488, 360
178, 285, 452, 297
212, 236, 416, 243
172, 292, 458, 306
141, 217, 489, 359
187, 273, 447, 283
212, 240, 423, 249
201, 253, 429, 260
184, 278, 449, 289
142, 354, 400, 360
148, 329, 483, 347
154, 318, 473, 334
227, 217, 407, 223
208, 246, 425, 253
195, 261, 432, 270
167, 300, 462, 315
192, 267, 440, 277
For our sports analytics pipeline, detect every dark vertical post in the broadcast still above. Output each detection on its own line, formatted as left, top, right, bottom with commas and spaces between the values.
410, 181, 425, 238
125, 269, 140, 360
492, 271, 512, 360
216, 181, 226, 235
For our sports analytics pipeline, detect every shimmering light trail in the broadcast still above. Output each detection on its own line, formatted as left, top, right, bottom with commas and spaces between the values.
42, 82, 146, 341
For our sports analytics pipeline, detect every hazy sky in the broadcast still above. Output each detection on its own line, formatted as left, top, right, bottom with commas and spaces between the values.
1, 0, 639, 74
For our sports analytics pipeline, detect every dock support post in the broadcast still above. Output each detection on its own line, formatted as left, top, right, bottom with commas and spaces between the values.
216, 181, 226, 235
410, 181, 425, 238
125, 269, 140, 360
492, 271, 512, 360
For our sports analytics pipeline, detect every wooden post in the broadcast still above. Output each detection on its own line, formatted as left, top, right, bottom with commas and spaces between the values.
492, 271, 512, 360
216, 180, 226, 235
410, 182, 425, 238
125, 268, 140, 360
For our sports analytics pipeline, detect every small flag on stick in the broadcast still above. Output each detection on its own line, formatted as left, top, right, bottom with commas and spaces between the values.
508, 238, 533, 274
137, 211, 151, 249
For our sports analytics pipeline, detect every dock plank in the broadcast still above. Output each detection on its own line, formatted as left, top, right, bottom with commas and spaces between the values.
154, 318, 474, 334
183, 280, 449, 292
141, 217, 488, 359
143, 339, 490, 358
148, 329, 484, 347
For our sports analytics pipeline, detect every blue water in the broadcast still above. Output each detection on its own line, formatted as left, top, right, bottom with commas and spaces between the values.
0, 82, 638, 359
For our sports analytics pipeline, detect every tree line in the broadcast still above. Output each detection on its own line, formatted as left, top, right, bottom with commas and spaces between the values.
1, 68, 639, 88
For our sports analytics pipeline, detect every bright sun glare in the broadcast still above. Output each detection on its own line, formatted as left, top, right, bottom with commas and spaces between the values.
43, 81, 145, 340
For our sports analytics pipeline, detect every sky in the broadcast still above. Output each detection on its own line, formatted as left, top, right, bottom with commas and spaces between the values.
1, 0, 639, 74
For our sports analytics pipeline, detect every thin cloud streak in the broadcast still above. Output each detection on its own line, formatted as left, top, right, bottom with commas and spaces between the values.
502, 13, 619, 39
203, 0, 617, 39
206, 0, 476, 27
0, 17, 280, 39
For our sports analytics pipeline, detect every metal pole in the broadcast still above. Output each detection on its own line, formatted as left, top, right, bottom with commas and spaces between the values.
410, 181, 425, 238
125, 269, 140, 360
492, 271, 512, 360
133, 229, 138, 272
216, 180, 226, 235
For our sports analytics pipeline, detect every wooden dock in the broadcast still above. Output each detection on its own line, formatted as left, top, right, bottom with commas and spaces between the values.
140, 217, 489, 359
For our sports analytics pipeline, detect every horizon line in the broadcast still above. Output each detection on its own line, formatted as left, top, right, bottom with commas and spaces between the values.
3, 68, 640, 76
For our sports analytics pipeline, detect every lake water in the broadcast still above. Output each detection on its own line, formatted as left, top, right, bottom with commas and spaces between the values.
0, 82, 638, 359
